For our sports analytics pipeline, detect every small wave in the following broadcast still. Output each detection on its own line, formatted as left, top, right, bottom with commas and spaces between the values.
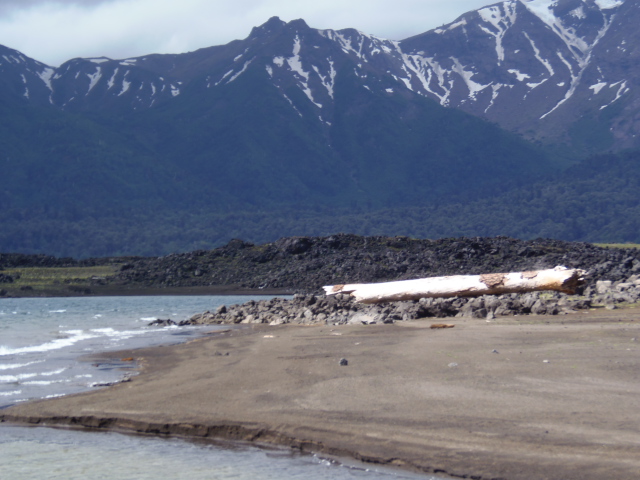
0, 331, 98, 356
90, 327, 117, 334
49, 310, 67, 313
44, 393, 65, 399
0, 368, 65, 383
140, 317, 157, 321
0, 372, 38, 382
0, 361, 43, 371
0, 389, 22, 397
91, 328, 148, 339
22, 380, 64, 386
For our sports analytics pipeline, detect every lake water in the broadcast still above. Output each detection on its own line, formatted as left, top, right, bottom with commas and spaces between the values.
0, 295, 442, 480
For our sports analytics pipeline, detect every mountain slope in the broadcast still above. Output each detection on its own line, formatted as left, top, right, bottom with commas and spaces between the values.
397, 0, 638, 152
1, 2, 640, 256
0, 16, 558, 212
4, 2, 636, 154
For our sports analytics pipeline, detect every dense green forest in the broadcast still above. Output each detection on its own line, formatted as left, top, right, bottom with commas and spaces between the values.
1, 149, 638, 258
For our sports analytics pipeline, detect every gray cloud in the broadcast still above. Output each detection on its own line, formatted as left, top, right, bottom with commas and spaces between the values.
0, 0, 493, 66
0, 0, 114, 15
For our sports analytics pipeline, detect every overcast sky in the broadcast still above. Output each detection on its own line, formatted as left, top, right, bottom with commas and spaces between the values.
0, 0, 494, 66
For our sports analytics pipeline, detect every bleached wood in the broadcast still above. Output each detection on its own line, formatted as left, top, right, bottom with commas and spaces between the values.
323, 266, 586, 304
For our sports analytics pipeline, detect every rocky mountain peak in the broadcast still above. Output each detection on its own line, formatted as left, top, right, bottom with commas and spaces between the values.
249, 16, 286, 38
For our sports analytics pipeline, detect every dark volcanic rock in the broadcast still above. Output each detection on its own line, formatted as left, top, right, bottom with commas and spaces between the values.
98, 235, 640, 294
148, 319, 177, 326
5, 234, 640, 325
6, 234, 640, 306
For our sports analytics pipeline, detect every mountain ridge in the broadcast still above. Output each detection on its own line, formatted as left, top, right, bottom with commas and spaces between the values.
1, 1, 640, 257
2, 0, 637, 152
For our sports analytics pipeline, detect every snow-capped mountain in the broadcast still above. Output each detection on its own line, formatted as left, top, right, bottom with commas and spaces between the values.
1, 0, 636, 152
399, 0, 637, 150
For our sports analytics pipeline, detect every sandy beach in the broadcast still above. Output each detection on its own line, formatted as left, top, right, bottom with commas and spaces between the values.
2, 307, 639, 480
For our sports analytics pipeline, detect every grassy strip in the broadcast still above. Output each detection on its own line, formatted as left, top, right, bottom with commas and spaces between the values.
594, 243, 640, 249
0, 265, 120, 296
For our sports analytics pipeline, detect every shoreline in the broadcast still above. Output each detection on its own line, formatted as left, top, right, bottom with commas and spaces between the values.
2, 308, 640, 480
0, 285, 294, 299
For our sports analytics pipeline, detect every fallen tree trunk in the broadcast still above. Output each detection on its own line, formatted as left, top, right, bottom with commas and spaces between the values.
323, 266, 587, 304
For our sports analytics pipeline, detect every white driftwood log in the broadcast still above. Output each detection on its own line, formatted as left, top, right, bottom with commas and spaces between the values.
323, 266, 587, 304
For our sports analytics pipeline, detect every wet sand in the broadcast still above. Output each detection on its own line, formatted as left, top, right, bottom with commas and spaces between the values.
2, 308, 640, 479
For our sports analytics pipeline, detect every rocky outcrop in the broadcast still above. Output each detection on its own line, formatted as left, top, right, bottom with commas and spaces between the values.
184, 272, 640, 326
103, 235, 640, 294
6, 235, 640, 305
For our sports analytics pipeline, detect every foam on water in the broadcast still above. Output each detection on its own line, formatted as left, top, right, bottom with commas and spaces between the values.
0, 329, 98, 356
0, 361, 43, 371
0, 389, 21, 397
0, 372, 39, 382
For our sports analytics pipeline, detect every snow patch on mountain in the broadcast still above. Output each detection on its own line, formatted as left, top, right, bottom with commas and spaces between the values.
329, 31, 363, 58
523, 32, 555, 77
216, 69, 235, 85
271, 35, 325, 108
523, 0, 590, 65
226, 59, 253, 84
107, 68, 119, 90
600, 81, 630, 110
117, 73, 131, 96
570, 6, 587, 19
451, 57, 490, 100
287, 36, 309, 82
38, 67, 55, 92
313, 61, 336, 99
478, 2, 517, 64
540, 8, 617, 118
87, 68, 102, 92
509, 69, 531, 81
21, 74, 29, 98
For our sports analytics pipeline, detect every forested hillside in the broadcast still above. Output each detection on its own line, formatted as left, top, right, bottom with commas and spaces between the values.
1, 150, 638, 258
